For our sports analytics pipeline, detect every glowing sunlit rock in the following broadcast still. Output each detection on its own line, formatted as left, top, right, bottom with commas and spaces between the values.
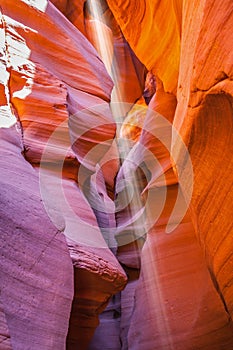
0, 15, 17, 128
0, 1, 127, 348
103, 0, 233, 348
106, 0, 182, 94
1, 0, 233, 349
173, 0, 233, 322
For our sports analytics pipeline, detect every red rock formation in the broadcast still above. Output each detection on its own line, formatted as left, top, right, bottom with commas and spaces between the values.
84, 0, 146, 114
106, 0, 182, 94
50, 0, 86, 34
1, 0, 233, 349
0, 1, 127, 349
173, 0, 233, 322
105, 0, 233, 348
127, 187, 233, 349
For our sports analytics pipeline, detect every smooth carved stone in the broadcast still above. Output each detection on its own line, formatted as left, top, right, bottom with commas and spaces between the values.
0, 126, 74, 350
67, 242, 126, 349
172, 0, 233, 322
120, 280, 138, 350
85, 1, 145, 109
87, 294, 122, 350
0, 1, 127, 348
102, 1, 233, 348
177, 94, 233, 320
1, 1, 233, 349
148, 76, 177, 124
127, 186, 233, 350
1, 0, 115, 174
50, 0, 87, 34
106, 0, 182, 94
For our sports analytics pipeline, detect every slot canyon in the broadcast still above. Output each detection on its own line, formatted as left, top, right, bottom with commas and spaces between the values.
0, 0, 233, 349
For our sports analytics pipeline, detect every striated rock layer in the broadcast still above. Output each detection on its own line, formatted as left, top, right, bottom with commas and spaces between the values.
0, 1, 127, 349
127, 186, 233, 350
173, 0, 233, 323
105, 0, 233, 349
0, 126, 74, 350
1, 0, 233, 349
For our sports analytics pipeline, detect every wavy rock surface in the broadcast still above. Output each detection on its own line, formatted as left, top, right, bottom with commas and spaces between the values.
1, 0, 114, 168
104, 0, 233, 348
50, 0, 86, 34
0, 126, 74, 350
106, 0, 181, 94
0, 1, 127, 349
173, 0, 233, 321
1, 0, 233, 349
127, 186, 233, 349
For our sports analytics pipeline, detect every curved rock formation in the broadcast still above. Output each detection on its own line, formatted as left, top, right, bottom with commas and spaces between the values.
50, 0, 86, 34
0, 126, 74, 350
1, 0, 233, 349
105, 0, 233, 348
0, 1, 127, 349
173, 0, 233, 321
106, 0, 181, 94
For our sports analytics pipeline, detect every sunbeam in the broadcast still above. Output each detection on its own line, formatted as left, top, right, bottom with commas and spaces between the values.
85, 0, 149, 258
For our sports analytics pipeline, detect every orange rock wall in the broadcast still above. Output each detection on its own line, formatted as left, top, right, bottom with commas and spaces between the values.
106, 0, 182, 94
173, 0, 233, 320
105, 0, 233, 348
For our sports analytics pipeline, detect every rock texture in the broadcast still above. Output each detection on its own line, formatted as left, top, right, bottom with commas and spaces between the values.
106, 0, 181, 94
0, 126, 74, 350
50, 0, 86, 34
0, 1, 127, 349
105, 0, 233, 349
173, 0, 233, 322
127, 187, 233, 350
1, 0, 233, 349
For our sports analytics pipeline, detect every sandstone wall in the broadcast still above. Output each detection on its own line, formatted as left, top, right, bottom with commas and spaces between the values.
1, 0, 233, 349
106, 0, 233, 348
0, 1, 127, 349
